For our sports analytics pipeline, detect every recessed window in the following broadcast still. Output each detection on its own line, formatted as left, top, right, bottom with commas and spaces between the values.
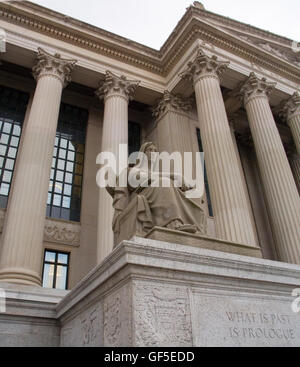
42, 250, 70, 290
0, 86, 29, 209
47, 103, 88, 222
197, 128, 213, 217
129, 121, 141, 156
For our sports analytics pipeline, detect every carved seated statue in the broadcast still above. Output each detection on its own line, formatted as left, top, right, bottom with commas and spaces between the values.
107, 142, 207, 247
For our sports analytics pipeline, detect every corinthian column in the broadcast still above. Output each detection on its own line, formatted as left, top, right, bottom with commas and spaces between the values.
180, 49, 259, 248
240, 73, 300, 264
280, 92, 300, 154
96, 71, 139, 263
152, 91, 194, 155
0, 48, 76, 285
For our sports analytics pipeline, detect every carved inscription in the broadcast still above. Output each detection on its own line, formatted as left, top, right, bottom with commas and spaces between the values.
226, 311, 295, 341
189, 292, 300, 347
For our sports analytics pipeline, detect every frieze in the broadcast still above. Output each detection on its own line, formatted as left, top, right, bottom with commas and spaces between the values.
44, 218, 81, 247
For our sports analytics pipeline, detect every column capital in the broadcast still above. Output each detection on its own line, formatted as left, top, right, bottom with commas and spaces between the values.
240, 73, 276, 106
96, 70, 140, 103
32, 48, 77, 88
179, 48, 229, 85
279, 92, 300, 122
152, 91, 193, 121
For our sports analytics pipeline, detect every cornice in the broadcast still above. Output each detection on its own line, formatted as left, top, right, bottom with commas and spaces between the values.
0, 3, 163, 74
0, 1, 300, 84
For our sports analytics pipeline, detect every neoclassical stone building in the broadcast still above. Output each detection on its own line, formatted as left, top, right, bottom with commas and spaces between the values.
0, 1, 299, 347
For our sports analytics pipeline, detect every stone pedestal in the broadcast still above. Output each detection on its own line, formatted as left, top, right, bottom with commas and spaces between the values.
57, 238, 300, 347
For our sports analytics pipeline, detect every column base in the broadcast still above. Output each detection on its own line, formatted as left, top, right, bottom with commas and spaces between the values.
0, 268, 41, 287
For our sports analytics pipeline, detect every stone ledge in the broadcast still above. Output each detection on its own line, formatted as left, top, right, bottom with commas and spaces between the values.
56, 237, 300, 319
146, 226, 262, 258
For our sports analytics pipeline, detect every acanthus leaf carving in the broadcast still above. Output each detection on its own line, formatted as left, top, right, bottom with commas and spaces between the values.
152, 91, 193, 120
279, 92, 300, 122
95, 70, 140, 102
32, 47, 77, 88
180, 48, 229, 84
239, 72, 276, 106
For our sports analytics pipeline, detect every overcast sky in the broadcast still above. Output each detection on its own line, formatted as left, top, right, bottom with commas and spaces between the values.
28, 0, 299, 50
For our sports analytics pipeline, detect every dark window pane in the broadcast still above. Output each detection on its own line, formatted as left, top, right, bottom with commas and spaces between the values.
42, 263, 55, 288
128, 121, 141, 155
5, 159, 14, 170
56, 170, 64, 182
67, 151, 75, 161
42, 250, 69, 290
56, 265, 67, 290
0, 183, 9, 195
60, 139, 67, 149
62, 196, 71, 208
0, 134, 9, 145
3, 170, 12, 183
8, 147, 17, 158
64, 184, 72, 196
57, 159, 65, 170
47, 103, 87, 221
53, 194, 61, 206
59, 149, 67, 159
65, 173, 73, 184
45, 251, 56, 263
13, 125, 21, 136
66, 162, 74, 172
0, 145, 7, 155
0, 195, 8, 208
3, 122, 12, 134
10, 136, 19, 147
58, 253, 68, 265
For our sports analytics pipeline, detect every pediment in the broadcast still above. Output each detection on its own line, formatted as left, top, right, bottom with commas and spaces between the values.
194, 10, 300, 69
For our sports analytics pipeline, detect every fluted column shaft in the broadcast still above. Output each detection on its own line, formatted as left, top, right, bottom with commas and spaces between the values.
96, 71, 139, 263
290, 154, 300, 194
180, 49, 258, 247
153, 91, 209, 215
0, 48, 76, 285
281, 92, 300, 155
241, 73, 300, 264
289, 115, 300, 154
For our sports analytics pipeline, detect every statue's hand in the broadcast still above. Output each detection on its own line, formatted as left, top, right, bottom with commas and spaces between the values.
181, 181, 195, 192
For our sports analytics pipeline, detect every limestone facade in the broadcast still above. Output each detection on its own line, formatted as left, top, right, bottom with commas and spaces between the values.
0, 0, 299, 289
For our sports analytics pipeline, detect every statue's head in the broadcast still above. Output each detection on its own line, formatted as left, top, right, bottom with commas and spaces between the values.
141, 142, 158, 162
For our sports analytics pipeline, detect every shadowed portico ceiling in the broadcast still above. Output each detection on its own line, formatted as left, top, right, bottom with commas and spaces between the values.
0, 1, 299, 84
